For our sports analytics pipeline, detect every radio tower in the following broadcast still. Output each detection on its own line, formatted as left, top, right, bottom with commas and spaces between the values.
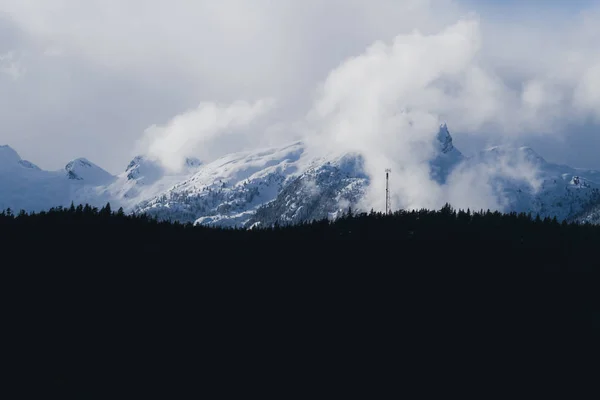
385, 169, 391, 214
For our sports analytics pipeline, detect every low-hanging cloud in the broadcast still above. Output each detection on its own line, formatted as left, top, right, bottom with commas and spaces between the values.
302, 15, 542, 213
135, 14, 554, 213
137, 99, 275, 172
444, 147, 543, 212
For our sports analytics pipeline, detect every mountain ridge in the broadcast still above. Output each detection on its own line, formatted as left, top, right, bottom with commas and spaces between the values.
2, 126, 600, 226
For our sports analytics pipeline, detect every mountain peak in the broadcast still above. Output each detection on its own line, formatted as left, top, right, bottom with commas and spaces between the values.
2, 137, 600, 227
429, 124, 464, 184
481, 145, 546, 165
65, 157, 93, 170
0, 144, 23, 170
126, 156, 146, 172
1, 145, 43, 171
436, 123, 455, 154
0, 144, 21, 159
65, 157, 114, 184
125, 155, 164, 183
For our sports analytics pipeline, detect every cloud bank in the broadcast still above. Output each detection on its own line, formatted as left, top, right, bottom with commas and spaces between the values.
303, 15, 543, 212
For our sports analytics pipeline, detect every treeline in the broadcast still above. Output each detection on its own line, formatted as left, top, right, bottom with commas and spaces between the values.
1, 201, 599, 240
1, 202, 600, 266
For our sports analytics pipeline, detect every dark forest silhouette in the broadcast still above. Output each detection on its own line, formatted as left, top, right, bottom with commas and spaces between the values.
3, 201, 600, 250
4, 202, 598, 391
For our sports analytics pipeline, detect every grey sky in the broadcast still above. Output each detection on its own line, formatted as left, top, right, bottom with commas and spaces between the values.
1, 0, 599, 174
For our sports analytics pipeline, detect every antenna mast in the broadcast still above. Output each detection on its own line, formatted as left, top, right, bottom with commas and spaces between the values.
385, 169, 391, 214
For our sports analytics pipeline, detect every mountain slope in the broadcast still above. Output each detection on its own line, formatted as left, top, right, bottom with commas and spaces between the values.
133, 125, 465, 227
133, 142, 307, 227
0, 146, 83, 212
3, 124, 600, 226
65, 158, 115, 185
247, 152, 369, 227
464, 145, 600, 221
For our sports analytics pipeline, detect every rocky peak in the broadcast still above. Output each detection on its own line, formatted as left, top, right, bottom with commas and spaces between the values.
125, 155, 164, 184
65, 158, 93, 171
436, 123, 454, 154
126, 156, 145, 172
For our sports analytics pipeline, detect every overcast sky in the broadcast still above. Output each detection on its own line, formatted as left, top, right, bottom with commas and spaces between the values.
1, 0, 599, 174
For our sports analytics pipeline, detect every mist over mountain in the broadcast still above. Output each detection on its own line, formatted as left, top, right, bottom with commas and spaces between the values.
2, 124, 600, 227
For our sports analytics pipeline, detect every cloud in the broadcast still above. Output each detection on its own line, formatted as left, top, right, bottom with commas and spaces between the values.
299, 16, 482, 211
573, 63, 600, 121
1, 0, 600, 188
0, 51, 23, 79
444, 148, 543, 212
299, 15, 546, 213
136, 99, 275, 172
129, 9, 581, 213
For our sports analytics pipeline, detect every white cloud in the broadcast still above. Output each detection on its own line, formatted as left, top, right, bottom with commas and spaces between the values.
137, 99, 275, 172
573, 63, 600, 121
445, 147, 543, 212
299, 15, 546, 213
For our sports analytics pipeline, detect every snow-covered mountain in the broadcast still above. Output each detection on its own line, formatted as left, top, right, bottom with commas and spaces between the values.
0, 145, 112, 213
65, 158, 115, 185
134, 142, 306, 227
471, 145, 600, 221
2, 125, 600, 226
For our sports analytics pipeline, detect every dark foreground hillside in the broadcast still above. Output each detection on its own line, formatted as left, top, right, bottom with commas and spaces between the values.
3, 203, 599, 393
3, 202, 600, 267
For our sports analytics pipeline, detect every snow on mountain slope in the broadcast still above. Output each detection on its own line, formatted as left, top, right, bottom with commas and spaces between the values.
133, 142, 307, 227
110, 156, 183, 202
3, 123, 600, 226
0, 145, 22, 168
247, 127, 600, 226
0, 145, 77, 212
0, 145, 122, 213
461, 145, 600, 221
68, 154, 205, 211
574, 203, 600, 224
247, 124, 466, 227
247, 152, 369, 227
135, 124, 462, 227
